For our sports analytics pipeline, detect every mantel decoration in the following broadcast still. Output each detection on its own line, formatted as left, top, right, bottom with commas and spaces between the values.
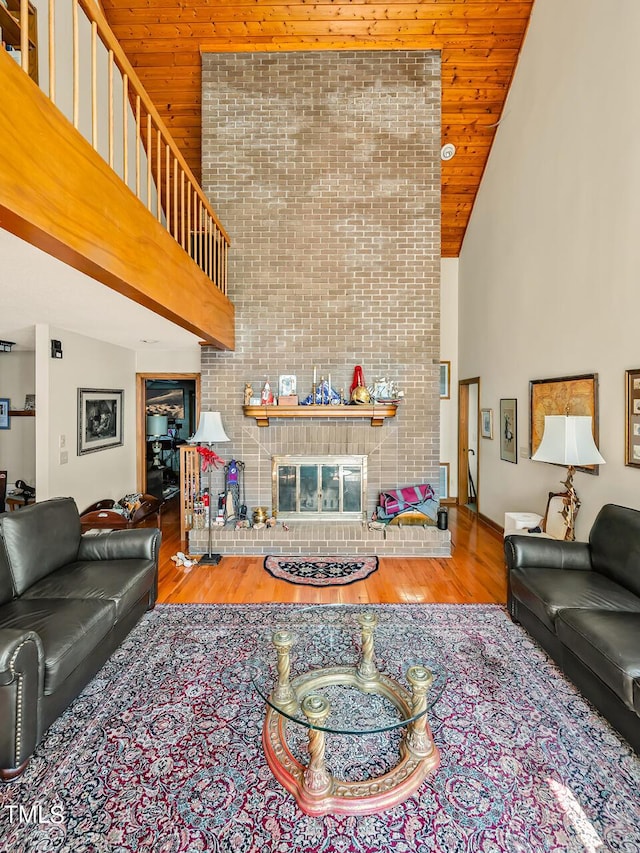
77, 389, 123, 455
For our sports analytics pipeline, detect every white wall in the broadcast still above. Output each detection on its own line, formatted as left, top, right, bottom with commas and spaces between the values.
458, 0, 640, 538
0, 351, 36, 489
35, 324, 137, 510
135, 349, 201, 374
440, 258, 458, 497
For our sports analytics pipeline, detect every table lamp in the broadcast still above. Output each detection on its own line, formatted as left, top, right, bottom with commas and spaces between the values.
147, 414, 168, 468
532, 415, 605, 540
190, 411, 230, 565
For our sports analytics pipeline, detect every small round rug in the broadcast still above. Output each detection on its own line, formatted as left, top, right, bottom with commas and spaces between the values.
263, 555, 379, 586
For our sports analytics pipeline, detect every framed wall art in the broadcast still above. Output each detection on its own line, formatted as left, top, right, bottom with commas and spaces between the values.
439, 462, 450, 500
529, 373, 599, 474
625, 369, 640, 467
499, 398, 518, 463
439, 361, 451, 399
0, 398, 10, 430
78, 389, 124, 455
480, 408, 493, 439
146, 385, 185, 419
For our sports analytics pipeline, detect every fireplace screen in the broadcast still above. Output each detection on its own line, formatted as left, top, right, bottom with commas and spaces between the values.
272, 455, 367, 521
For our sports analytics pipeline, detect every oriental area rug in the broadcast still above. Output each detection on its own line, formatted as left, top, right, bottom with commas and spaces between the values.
1, 604, 639, 853
264, 555, 379, 586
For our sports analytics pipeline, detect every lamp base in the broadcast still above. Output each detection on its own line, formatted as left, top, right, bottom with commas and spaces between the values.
198, 553, 223, 566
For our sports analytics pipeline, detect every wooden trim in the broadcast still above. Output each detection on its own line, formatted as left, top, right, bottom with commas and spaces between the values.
135, 372, 201, 494
0, 54, 235, 349
478, 511, 503, 539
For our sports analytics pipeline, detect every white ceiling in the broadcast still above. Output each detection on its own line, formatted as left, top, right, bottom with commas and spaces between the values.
0, 228, 203, 352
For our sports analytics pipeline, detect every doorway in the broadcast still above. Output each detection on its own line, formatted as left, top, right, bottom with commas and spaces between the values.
458, 377, 480, 513
136, 373, 201, 499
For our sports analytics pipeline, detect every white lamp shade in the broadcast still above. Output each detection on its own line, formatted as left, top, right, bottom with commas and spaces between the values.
532, 415, 605, 466
191, 411, 230, 445
146, 414, 169, 437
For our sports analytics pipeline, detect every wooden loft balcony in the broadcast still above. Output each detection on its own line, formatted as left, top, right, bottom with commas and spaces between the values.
0, 43, 234, 350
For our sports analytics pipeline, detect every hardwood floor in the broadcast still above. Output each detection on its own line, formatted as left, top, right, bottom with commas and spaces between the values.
156, 501, 507, 606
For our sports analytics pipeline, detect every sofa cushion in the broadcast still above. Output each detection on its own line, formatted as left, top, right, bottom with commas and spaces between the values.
22, 559, 156, 620
510, 568, 640, 633
0, 598, 115, 694
556, 609, 640, 712
589, 504, 640, 598
0, 498, 81, 596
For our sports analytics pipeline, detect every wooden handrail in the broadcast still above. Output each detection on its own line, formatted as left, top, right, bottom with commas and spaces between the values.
7, 0, 230, 294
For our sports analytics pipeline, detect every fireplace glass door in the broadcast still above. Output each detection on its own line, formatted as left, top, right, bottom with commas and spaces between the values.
273, 456, 366, 521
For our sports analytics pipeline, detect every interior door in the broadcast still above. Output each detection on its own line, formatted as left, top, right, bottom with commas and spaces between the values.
458, 377, 480, 513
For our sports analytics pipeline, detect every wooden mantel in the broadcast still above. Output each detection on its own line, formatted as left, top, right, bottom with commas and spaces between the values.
243, 404, 398, 428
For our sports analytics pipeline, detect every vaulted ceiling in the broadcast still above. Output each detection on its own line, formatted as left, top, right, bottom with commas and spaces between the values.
101, 0, 534, 257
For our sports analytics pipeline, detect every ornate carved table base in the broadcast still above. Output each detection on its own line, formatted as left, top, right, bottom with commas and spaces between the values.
261, 614, 440, 816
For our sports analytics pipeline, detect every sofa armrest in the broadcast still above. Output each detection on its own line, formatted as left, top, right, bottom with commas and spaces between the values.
78, 528, 161, 563
0, 629, 44, 772
504, 534, 593, 571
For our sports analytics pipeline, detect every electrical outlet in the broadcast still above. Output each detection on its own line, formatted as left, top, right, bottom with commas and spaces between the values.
59, 434, 66, 449
59, 450, 68, 465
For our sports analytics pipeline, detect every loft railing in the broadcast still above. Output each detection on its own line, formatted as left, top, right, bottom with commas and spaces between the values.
4, 0, 229, 294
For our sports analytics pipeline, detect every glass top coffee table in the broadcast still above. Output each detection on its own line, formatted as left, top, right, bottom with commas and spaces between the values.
252, 606, 440, 816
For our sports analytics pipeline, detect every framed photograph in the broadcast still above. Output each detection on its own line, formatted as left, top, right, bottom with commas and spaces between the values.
439, 361, 451, 399
0, 398, 10, 430
439, 462, 450, 500
499, 398, 518, 463
279, 375, 297, 397
625, 369, 640, 468
24, 394, 35, 411
480, 408, 493, 439
146, 386, 184, 419
530, 373, 599, 474
78, 389, 124, 456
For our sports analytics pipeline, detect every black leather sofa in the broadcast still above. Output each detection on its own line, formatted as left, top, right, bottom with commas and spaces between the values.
0, 497, 161, 779
505, 503, 640, 753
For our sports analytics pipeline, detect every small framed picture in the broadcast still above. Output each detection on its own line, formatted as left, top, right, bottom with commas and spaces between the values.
480, 408, 493, 439
499, 398, 517, 463
24, 394, 35, 411
279, 375, 297, 397
439, 361, 451, 399
0, 398, 10, 430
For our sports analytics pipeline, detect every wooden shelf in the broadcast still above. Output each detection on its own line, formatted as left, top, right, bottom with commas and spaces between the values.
9, 409, 35, 417
243, 403, 398, 428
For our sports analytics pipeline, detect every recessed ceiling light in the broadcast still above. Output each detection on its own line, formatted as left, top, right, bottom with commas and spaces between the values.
441, 143, 456, 161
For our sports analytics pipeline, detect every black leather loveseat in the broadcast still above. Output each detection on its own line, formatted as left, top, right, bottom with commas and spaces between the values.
505, 503, 640, 753
0, 497, 161, 779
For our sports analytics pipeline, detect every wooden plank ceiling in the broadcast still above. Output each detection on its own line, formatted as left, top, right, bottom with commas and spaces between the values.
101, 0, 534, 257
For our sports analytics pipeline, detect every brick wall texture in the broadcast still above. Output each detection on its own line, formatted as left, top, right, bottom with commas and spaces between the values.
200, 51, 441, 525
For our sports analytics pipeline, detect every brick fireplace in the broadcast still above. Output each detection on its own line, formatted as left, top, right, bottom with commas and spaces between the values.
196, 50, 448, 556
